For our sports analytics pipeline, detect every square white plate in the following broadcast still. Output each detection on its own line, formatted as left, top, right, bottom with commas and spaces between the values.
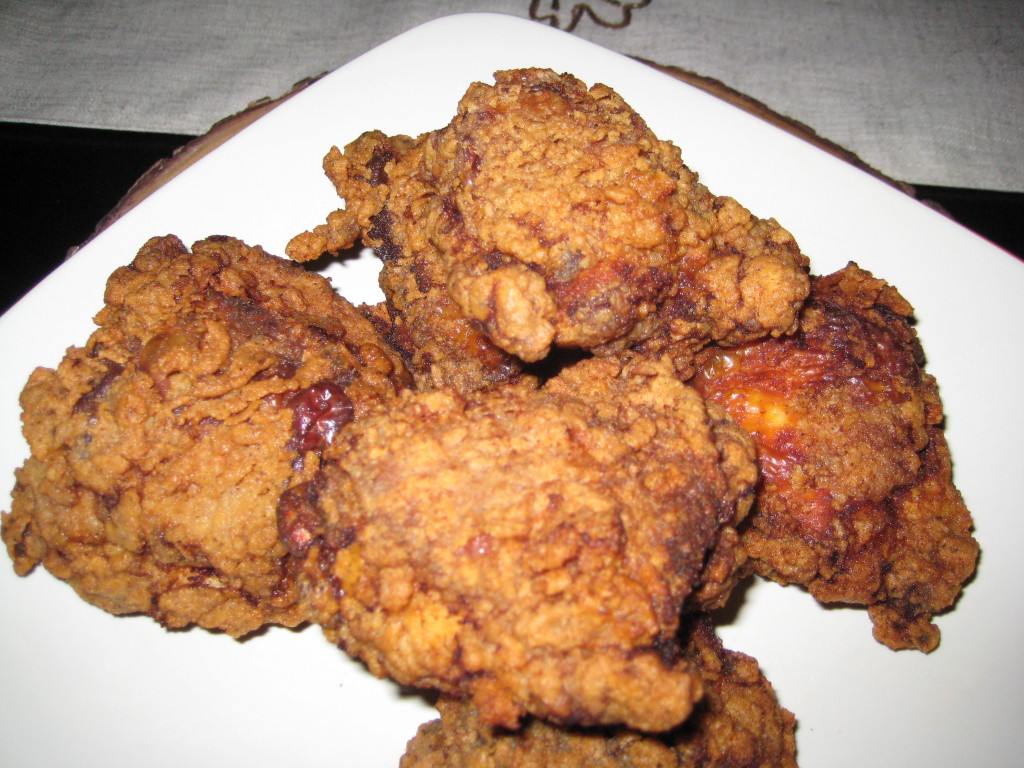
2, 13, 1022, 768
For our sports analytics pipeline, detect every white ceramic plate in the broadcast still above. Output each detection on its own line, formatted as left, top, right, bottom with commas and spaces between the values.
2, 13, 1022, 768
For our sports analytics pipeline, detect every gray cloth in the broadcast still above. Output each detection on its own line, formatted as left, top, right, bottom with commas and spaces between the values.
1, 0, 1022, 191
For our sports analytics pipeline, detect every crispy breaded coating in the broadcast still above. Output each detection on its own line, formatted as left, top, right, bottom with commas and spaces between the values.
865, 428, 977, 650
431, 68, 696, 360
2, 235, 409, 637
278, 356, 757, 731
287, 68, 809, 390
692, 263, 978, 651
542, 356, 756, 614
605, 191, 810, 377
289, 129, 525, 392
400, 616, 797, 768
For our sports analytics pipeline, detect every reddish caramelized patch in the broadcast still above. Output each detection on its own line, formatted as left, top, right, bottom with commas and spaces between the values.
269, 381, 354, 453
693, 343, 838, 533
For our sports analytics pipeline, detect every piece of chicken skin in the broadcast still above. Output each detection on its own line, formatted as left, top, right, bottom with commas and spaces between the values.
691, 263, 978, 651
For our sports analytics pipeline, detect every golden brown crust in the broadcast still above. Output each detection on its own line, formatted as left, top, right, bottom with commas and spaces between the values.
290, 129, 526, 392
607, 192, 810, 377
2, 235, 409, 637
400, 616, 797, 768
434, 69, 693, 359
279, 356, 756, 731
287, 68, 809, 391
542, 358, 758, 613
692, 262, 978, 651
866, 427, 978, 651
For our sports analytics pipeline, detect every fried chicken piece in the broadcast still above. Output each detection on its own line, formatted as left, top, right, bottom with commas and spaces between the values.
288, 68, 809, 390
278, 356, 757, 731
401, 616, 797, 768
1, 235, 409, 637
691, 263, 978, 651
429, 69, 696, 360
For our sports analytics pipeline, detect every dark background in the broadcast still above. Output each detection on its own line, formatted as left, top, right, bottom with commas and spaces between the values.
3, 120, 1022, 314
